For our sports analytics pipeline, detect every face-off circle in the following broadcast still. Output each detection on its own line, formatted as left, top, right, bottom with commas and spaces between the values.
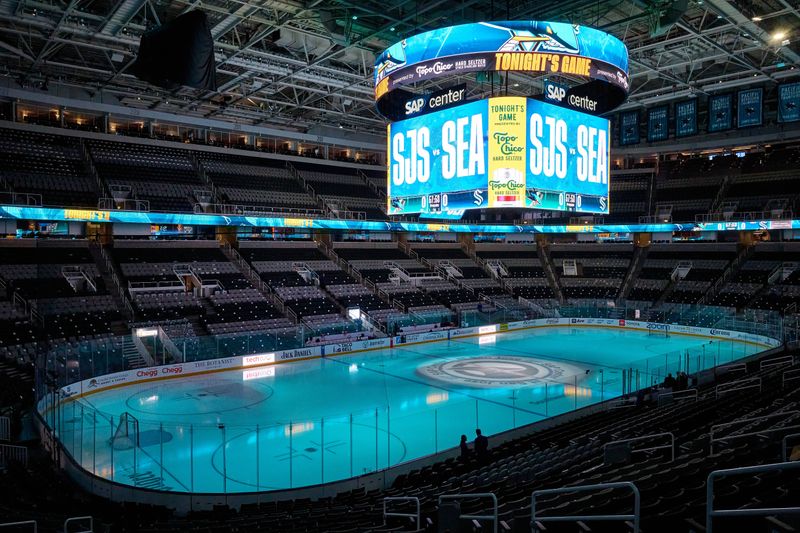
417, 356, 584, 388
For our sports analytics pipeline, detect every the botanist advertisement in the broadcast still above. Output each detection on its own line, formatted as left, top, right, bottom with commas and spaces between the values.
488, 97, 527, 207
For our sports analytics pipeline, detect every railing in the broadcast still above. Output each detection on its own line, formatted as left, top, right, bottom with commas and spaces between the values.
0, 191, 42, 206
98, 197, 150, 211
603, 432, 675, 462
783, 367, 800, 389
128, 280, 186, 292
710, 411, 800, 454
760, 354, 795, 370
383, 497, 420, 530
0, 443, 28, 467
715, 377, 761, 398
63, 516, 93, 533
531, 482, 640, 533
194, 202, 326, 218
717, 362, 747, 375
0, 521, 37, 531
697, 208, 794, 223
782, 432, 800, 461
706, 461, 800, 532
657, 387, 698, 405
438, 493, 498, 533
0, 416, 9, 441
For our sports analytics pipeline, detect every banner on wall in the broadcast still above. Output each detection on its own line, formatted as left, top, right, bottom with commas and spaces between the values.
647, 105, 669, 142
619, 110, 640, 145
737, 88, 763, 128
675, 99, 698, 137
708, 93, 733, 132
778, 82, 800, 123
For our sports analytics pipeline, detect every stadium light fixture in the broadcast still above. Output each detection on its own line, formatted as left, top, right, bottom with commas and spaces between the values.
751, 16, 762, 21
772, 31, 786, 41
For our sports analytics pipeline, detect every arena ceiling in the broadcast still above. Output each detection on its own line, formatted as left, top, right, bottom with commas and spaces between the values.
0, 0, 798, 136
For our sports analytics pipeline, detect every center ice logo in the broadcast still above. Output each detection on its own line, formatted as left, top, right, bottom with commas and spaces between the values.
417, 355, 581, 388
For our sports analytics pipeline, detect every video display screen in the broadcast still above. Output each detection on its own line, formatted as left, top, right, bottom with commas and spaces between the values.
387, 96, 609, 218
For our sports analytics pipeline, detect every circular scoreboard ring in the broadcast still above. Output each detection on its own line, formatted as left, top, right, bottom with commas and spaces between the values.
375, 21, 629, 121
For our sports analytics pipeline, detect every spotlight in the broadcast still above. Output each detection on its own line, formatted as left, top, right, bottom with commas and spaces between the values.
772, 31, 786, 41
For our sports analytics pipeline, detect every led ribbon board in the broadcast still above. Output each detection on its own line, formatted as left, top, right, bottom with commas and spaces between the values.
386, 96, 610, 217
375, 21, 629, 121
0, 204, 798, 234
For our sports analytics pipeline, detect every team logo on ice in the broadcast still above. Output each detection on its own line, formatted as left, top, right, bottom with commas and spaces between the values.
417, 356, 578, 388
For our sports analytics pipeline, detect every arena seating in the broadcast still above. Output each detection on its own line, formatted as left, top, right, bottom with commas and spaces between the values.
197, 152, 319, 213
88, 140, 204, 212
550, 243, 632, 302
0, 127, 99, 208
0, 240, 120, 338
296, 162, 386, 219
605, 169, 652, 222
632, 243, 737, 305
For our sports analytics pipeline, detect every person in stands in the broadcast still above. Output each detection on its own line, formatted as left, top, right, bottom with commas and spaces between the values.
459, 434, 470, 460
663, 373, 677, 389
474, 428, 489, 464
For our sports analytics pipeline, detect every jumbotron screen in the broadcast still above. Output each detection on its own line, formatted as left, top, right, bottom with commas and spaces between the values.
387, 96, 610, 218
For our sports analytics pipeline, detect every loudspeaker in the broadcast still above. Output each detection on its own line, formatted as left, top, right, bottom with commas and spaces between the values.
132, 10, 217, 91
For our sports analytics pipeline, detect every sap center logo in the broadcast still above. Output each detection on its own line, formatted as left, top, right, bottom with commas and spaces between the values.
417, 356, 581, 388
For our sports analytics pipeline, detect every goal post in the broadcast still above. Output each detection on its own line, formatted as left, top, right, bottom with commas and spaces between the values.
646, 324, 670, 338
111, 412, 140, 450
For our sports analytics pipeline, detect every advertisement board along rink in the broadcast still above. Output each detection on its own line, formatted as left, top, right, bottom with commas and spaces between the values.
48, 320, 777, 494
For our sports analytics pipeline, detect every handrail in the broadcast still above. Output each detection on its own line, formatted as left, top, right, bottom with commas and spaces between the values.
0, 521, 37, 531
658, 388, 698, 404
717, 362, 747, 374
761, 355, 795, 370
710, 411, 800, 454
603, 432, 675, 462
63, 516, 93, 533
707, 461, 800, 532
782, 432, 800, 462
531, 482, 640, 533
438, 493, 498, 533
715, 377, 761, 398
0, 416, 9, 441
383, 497, 420, 530
0, 443, 28, 467
783, 367, 800, 388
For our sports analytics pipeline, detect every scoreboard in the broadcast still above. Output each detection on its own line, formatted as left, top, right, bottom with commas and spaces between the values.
387, 96, 610, 218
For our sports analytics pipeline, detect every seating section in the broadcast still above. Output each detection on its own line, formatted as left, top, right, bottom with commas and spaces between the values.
297, 162, 385, 219
0, 128, 98, 207
89, 140, 203, 212
240, 242, 351, 327
606, 170, 651, 222
634, 243, 736, 305
197, 152, 318, 212
0, 241, 120, 338
550, 243, 632, 302
747, 242, 800, 312
648, 147, 800, 222
3, 125, 800, 225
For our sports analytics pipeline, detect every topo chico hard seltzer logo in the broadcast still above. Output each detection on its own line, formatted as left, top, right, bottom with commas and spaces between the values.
417, 355, 582, 388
